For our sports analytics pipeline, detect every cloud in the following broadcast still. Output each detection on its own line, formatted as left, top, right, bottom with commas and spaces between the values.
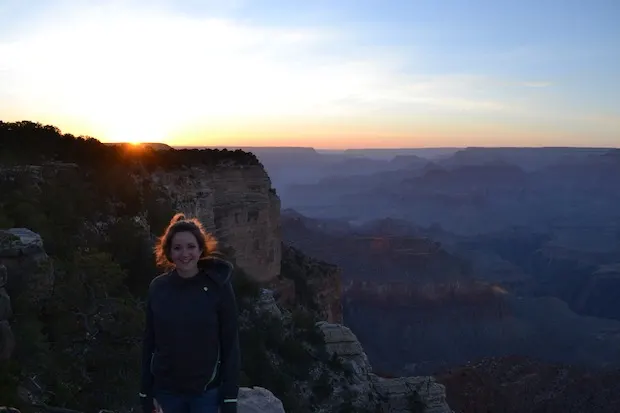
0, 2, 514, 141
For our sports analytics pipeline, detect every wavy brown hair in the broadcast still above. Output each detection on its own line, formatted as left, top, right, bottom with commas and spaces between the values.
153, 213, 218, 269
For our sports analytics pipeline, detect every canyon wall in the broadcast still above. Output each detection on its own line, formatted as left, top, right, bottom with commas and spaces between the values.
153, 164, 281, 283
271, 244, 342, 323
0, 159, 282, 284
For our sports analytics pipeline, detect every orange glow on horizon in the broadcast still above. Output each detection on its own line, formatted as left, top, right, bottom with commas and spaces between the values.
1, 7, 618, 150
4, 113, 617, 151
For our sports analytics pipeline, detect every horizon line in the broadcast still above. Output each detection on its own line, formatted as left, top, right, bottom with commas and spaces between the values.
170, 145, 620, 150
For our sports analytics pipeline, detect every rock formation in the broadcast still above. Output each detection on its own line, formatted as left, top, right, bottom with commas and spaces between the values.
238, 387, 286, 413
317, 321, 453, 413
256, 288, 283, 318
272, 244, 343, 323
152, 164, 281, 282
0, 228, 54, 362
1, 152, 282, 285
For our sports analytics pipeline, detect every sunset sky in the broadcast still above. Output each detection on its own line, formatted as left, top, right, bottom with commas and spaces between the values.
1, 0, 618, 149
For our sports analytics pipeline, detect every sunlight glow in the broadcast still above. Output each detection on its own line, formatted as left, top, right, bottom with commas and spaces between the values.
1, 10, 358, 143
0, 2, 617, 147
0, 4, 519, 145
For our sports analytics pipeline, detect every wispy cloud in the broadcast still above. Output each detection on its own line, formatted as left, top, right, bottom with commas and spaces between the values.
522, 81, 552, 88
0, 2, 519, 141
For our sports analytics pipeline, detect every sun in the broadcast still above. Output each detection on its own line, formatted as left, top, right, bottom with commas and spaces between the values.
104, 120, 170, 145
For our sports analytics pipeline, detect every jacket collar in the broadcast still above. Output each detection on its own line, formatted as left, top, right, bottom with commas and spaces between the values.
198, 256, 234, 286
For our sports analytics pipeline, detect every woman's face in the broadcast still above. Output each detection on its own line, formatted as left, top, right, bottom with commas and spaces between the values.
170, 231, 202, 272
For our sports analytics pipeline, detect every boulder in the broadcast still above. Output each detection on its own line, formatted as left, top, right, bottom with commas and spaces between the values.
257, 288, 282, 318
0, 228, 45, 257
0, 228, 54, 305
238, 387, 286, 413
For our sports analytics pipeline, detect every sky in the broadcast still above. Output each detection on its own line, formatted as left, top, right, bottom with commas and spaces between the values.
1, 0, 619, 149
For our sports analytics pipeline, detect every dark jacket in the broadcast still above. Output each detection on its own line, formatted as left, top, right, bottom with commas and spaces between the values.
139, 257, 240, 404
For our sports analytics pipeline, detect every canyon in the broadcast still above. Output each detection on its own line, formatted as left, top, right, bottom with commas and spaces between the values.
0, 121, 452, 413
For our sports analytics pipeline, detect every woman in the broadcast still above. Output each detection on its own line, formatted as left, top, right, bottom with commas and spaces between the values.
139, 213, 240, 413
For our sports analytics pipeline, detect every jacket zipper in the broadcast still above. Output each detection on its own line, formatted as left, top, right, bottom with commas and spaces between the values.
204, 346, 221, 390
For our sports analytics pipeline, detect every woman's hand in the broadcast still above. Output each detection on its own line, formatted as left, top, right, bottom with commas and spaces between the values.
220, 401, 237, 413
154, 398, 163, 413
140, 395, 155, 413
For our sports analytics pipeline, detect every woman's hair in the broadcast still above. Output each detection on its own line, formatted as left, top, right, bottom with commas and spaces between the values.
153, 212, 218, 269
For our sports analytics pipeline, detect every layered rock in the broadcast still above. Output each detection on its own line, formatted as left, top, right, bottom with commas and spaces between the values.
272, 244, 342, 323
152, 165, 281, 282
317, 321, 453, 413
1, 153, 282, 285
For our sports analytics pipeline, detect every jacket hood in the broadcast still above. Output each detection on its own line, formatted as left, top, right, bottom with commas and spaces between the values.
199, 256, 234, 286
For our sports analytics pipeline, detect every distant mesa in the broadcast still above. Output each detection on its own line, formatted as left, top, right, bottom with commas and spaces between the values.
179, 146, 319, 155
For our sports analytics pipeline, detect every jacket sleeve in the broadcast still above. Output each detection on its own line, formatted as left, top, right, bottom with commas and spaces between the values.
139, 293, 155, 398
218, 280, 240, 406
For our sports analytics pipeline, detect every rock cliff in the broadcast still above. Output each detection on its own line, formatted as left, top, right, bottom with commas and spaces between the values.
2, 121, 282, 284
1, 122, 454, 412
271, 244, 342, 323
0, 228, 54, 363
0, 162, 281, 284
0, 216, 454, 413
152, 165, 281, 282
317, 321, 452, 413
0, 228, 289, 413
